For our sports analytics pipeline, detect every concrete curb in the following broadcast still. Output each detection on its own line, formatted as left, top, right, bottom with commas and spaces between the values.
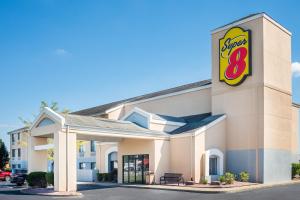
20, 188, 83, 197
118, 180, 300, 194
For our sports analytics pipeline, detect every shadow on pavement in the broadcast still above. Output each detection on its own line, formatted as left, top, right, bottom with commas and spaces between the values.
0, 190, 30, 196
77, 184, 119, 191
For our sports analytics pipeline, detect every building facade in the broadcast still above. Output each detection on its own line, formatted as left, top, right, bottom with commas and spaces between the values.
8, 13, 300, 192
8, 127, 29, 170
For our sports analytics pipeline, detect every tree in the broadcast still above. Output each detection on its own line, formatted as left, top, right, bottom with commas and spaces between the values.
19, 101, 70, 127
0, 139, 9, 170
18, 101, 71, 161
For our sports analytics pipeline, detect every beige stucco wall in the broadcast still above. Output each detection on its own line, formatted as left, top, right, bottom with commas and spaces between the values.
149, 122, 181, 133
27, 136, 48, 172
117, 138, 155, 183
212, 17, 265, 151
169, 118, 226, 183
170, 136, 192, 181
211, 14, 296, 183
264, 87, 293, 150
291, 107, 299, 154
97, 143, 117, 173
107, 88, 211, 120
117, 138, 170, 183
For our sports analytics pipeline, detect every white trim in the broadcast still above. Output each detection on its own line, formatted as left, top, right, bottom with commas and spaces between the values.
34, 144, 54, 151
170, 115, 226, 139
99, 142, 118, 146
121, 107, 151, 128
151, 119, 186, 126
122, 107, 186, 128
205, 148, 224, 177
30, 107, 65, 130
125, 85, 211, 107
104, 146, 118, 173
105, 104, 124, 114
68, 126, 169, 140
211, 13, 291, 36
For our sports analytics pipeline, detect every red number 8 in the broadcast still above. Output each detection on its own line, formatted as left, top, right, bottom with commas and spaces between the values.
225, 47, 247, 80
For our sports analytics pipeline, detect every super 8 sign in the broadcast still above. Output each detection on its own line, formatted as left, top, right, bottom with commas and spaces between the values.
219, 27, 252, 86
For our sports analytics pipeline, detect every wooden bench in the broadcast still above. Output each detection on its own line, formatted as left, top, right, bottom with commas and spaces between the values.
160, 173, 185, 186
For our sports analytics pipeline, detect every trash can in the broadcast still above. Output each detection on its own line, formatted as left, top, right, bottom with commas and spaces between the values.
145, 171, 155, 184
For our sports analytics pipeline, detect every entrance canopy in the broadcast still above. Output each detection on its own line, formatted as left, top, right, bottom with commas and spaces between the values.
30, 107, 169, 141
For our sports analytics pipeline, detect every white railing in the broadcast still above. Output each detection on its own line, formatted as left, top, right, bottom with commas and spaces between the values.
77, 169, 98, 182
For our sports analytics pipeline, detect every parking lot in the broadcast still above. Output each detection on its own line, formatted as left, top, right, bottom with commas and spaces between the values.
1, 181, 300, 200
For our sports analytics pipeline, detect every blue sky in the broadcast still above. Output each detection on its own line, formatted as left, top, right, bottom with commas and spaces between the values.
0, 0, 300, 148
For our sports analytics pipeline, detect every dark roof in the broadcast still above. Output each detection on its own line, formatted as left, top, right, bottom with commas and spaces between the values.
152, 114, 186, 123
293, 102, 300, 108
63, 114, 169, 137
7, 126, 29, 134
72, 79, 211, 116
170, 114, 225, 135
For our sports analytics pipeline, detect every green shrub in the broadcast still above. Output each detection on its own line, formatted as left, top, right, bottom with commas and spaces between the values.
201, 179, 208, 184
296, 169, 300, 176
97, 169, 118, 182
45, 172, 54, 186
219, 175, 225, 183
27, 172, 47, 188
292, 163, 300, 177
223, 172, 235, 184
97, 173, 111, 182
239, 171, 250, 182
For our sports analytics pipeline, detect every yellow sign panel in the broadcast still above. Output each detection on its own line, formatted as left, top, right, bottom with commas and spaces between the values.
219, 27, 251, 86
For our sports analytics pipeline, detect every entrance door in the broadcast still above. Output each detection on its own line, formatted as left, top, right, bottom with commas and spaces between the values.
122, 154, 149, 184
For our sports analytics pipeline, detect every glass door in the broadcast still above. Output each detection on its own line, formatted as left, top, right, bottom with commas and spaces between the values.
123, 154, 149, 184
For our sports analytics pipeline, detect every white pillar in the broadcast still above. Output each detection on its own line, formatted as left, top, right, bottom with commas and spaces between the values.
54, 130, 77, 192
28, 136, 48, 173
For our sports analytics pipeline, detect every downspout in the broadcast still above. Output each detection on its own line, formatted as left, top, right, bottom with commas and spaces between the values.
190, 134, 193, 181
66, 125, 69, 192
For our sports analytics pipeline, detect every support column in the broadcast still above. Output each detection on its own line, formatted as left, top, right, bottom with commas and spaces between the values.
96, 143, 101, 172
28, 136, 48, 173
54, 130, 77, 192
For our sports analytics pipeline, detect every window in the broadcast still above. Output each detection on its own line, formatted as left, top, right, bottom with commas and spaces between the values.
79, 144, 85, 153
12, 149, 16, 158
17, 133, 20, 141
90, 141, 96, 152
12, 164, 16, 169
18, 148, 21, 157
209, 156, 218, 175
36, 118, 55, 127
91, 162, 96, 170
12, 134, 15, 143
79, 162, 86, 169
17, 164, 21, 169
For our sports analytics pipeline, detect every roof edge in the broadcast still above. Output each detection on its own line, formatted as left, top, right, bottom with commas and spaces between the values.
7, 126, 29, 134
292, 102, 300, 109
211, 13, 291, 36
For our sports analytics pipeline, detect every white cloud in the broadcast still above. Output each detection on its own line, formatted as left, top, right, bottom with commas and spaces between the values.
292, 62, 300, 77
54, 48, 71, 56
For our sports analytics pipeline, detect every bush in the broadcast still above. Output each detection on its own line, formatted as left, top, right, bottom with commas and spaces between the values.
223, 172, 235, 184
292, 163, 300, 177
201, 179, 208, 184
239, 171, 250, 182
219, 175, 225, 183
45, 172, 54, 186
97, 173, 111, 182
27, 172, 47, 188
296, 169, 300, 177
97, 169, 118, 182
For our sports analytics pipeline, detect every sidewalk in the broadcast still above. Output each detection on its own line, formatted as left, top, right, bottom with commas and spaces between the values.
20, 187, 82, 196
104, 180, 300, 194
